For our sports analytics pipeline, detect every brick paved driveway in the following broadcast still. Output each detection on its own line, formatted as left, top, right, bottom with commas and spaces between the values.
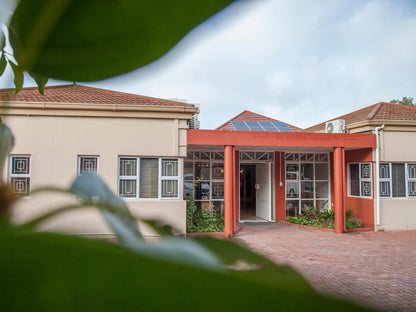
233, 223, 416, 312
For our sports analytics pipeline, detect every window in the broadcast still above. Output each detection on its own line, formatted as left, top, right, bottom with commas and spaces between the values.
348, 163, 372, 198
161, 159, 179, 198
408, 164, 416, 197
285, 153, 330, 217
184, 151, 225, 213
118, 157, 180, 199
392, 163, 405, 197
379, 163, 416, 198
78, 156, 99, 175
9, 155, 31, 196
379, 164, 391, 197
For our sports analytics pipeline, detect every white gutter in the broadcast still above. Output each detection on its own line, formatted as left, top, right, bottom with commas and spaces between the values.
375, 124, 385, 226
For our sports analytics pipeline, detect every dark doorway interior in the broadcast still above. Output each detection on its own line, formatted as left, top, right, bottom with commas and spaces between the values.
240, 164, 256, 220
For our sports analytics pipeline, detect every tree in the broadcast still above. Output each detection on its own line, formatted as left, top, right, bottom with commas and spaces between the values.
390, 96, 415, 106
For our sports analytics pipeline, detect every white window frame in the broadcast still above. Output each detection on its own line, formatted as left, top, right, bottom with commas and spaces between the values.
118, 157, 181, 200
379, 163, 416, 198
160, 158, 181, 199
9, 155, 31, 197
118, 157, 139, 199
347, 162, 373, 198
407, 163, 416, 198
78, 155, 99, 176
379, 163, 391, 198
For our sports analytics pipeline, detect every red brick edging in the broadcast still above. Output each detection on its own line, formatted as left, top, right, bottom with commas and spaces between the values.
280, 221, 373, 233
186, 232, 224, 237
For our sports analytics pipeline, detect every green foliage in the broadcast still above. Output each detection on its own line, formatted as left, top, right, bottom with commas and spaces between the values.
9, 61, 23, 94
0, 53, 7, 76
0, 123, 14, 178
4, 0, 234, 85
1, 229, 375, 312
186, 192, 224, 233
286, 207, 362, 230
390, 96, 415, 106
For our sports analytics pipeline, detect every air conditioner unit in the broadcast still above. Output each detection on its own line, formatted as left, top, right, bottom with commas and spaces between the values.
325, 119, 345, 133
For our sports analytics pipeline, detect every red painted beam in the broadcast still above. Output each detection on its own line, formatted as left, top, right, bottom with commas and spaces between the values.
188, 130, 376, 149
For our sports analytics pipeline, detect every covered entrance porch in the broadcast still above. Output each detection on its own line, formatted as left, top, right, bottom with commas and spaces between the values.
187, 130, 376, 237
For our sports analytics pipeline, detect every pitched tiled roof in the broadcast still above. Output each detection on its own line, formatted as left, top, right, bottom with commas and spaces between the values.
304, 102, 416, 132
216, 110, 301, 132
0, 84, 194, 108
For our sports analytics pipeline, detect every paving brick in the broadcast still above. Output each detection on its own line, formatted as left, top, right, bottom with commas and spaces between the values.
234, 223, 416, 312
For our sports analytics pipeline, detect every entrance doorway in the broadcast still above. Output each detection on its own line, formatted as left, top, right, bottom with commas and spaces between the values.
240, 163, 272, 221
240, 164, 256, 220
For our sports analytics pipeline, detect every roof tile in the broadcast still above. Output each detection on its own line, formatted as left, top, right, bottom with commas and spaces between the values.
304, 102, 416, 132
0, 84, 194, 108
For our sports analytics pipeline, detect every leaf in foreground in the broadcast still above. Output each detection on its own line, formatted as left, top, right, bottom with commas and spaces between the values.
9, 0, 234, 82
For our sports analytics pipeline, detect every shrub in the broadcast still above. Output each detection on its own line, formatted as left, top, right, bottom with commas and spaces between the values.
286, 207, 361, 229
186, 193, 224, 233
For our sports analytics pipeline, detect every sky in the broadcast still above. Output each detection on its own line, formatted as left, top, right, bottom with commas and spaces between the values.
1, 0, 416, 129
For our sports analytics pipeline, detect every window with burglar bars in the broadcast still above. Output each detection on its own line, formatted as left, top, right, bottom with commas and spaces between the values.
118, 157, 180, 199
348, 163, 372, 198
9, 155, 31, 196
379, 163, 416, 198
184, 150, 225, 214
78, 156, 99, 175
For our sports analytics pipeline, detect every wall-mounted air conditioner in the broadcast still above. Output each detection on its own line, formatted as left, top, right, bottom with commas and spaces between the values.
325, 119, 346, 133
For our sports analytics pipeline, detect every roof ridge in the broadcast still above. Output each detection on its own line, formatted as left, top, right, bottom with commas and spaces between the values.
0, 84, 196, 108
304, 103, 379, 131
367, 102, 384, 120
215, 110, 250, 130
215, 110, 302, 131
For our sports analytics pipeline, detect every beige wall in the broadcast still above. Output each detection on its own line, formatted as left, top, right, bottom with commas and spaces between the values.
4, 110, 192, 236
378, 200, 416, 231
375, 129, 416, 231
380, 130, 416, 162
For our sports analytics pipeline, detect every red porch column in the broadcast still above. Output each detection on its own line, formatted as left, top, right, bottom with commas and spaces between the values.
224, 145, 234, 238
334, 147, 345, 234
275, 152, 286, 221
233, 148, 240, 233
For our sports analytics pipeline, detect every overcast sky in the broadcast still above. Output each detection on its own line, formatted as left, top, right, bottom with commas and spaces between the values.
1, 0, 416, 129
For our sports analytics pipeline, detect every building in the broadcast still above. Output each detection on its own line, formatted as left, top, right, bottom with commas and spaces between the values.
305, 102, 416, 231
1, 85, 414, 237
1, 85, 198, 237
187, 110, 376, 236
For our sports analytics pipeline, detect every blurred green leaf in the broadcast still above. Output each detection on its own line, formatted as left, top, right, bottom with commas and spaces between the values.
69, 174, 143, 243
9, 0, 234, 82
193, 236, 315, 293
10, 61, 23, 93
28, 71, 48, 95
130, 236, 223, 272
141, 219, 174, 236
69, 175, 221, 270
0, 53, 7, 76
0, 124, 14, 178
0, 231, 374, 312
0, 27, 5, 52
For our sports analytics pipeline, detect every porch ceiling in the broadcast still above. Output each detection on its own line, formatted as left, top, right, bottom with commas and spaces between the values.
188, 130, 376, 149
